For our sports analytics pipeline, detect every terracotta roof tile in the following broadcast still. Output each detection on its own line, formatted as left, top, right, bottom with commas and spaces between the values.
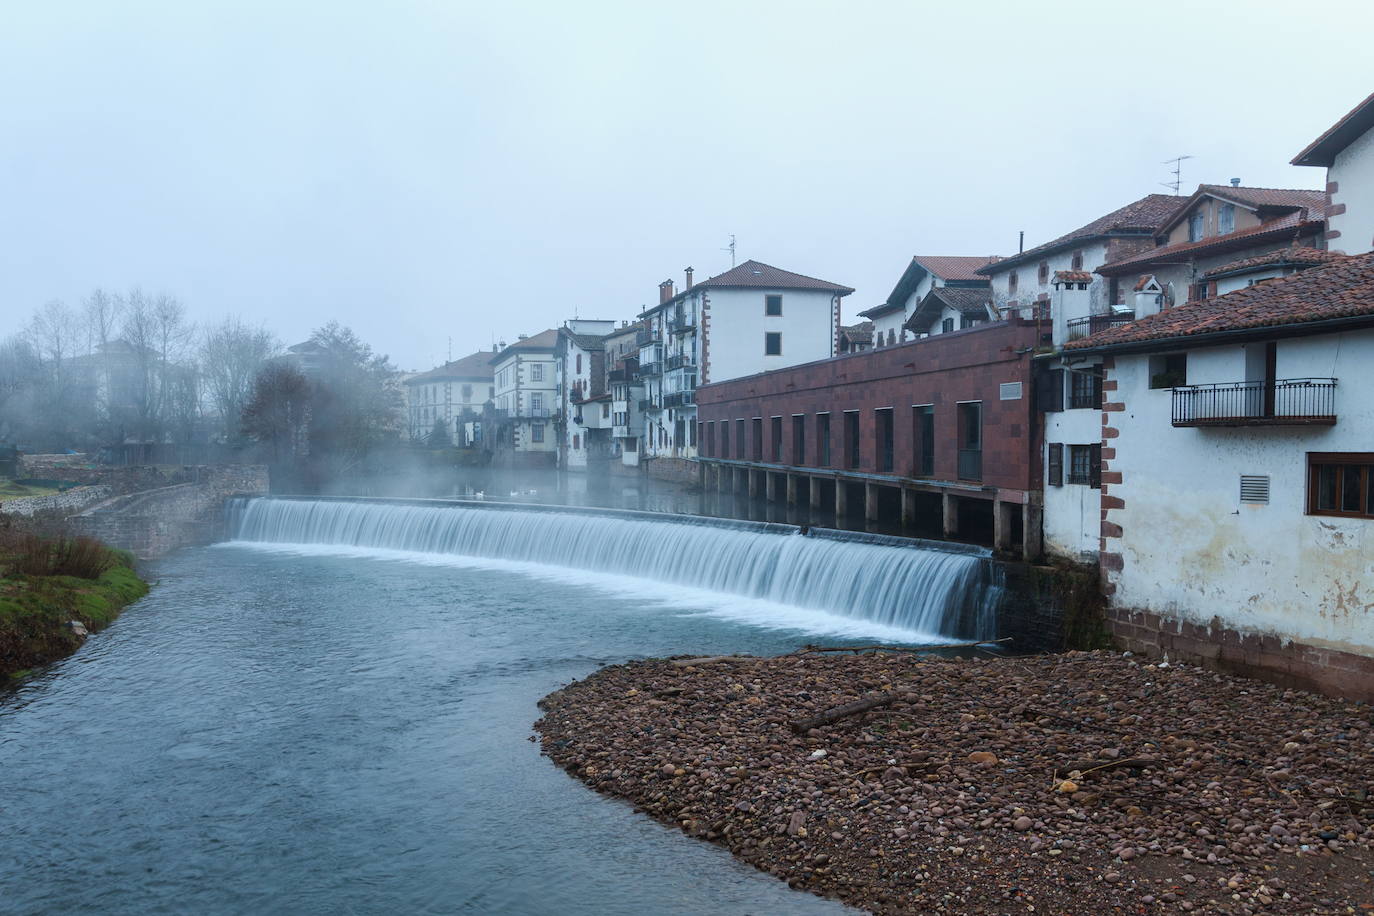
1292, 91, 1374, 167
1096, 210, 1325, 276
1202, 247, 1341, 280
979, 194, 1183, 274
1196, 184, 1327, 212
694, 259, 853, 294
1064, 252, 1369, 351
840, 321, 873, 342
491, 328, 559, 362
911, 255, 1000, 281
1053, 270, 1094, 284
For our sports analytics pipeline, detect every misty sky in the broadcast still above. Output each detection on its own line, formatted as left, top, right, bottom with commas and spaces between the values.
3, 1, 1371, 371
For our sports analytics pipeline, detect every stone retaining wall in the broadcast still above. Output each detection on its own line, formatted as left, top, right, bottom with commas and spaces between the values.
0, 485, 113, 518
644, 457, 699, 485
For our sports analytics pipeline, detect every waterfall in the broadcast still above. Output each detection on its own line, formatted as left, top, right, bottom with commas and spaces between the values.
227, 497, 1001, 642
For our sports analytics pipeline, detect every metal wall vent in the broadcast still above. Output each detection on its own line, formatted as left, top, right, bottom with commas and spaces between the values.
999, 381, 1023, 401
1239, 475, 1270, 505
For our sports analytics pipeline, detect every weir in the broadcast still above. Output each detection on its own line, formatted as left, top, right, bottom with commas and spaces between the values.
227, 497, 1003, 641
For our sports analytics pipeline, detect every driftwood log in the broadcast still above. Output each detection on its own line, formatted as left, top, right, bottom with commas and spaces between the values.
669, 655, 765, 668
790, 691, 908, 734
797, 637, 1011, 654
1054, 757, 1159, 779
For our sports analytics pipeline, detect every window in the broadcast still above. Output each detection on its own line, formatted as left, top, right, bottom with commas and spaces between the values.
1307, 453, 1374, 519
957, 402, 982, 481
1067, 444, 1102, 487
771, 416, 783, 462
875, 408, 894, 472
792, 415, 805, 465
1038, 368, 1065, 412
1008, 270, 1018, 295
887, 329, 896, 346
752, 418, 763, 461
817, 413, 831, 466
602, 402, 610, 418
765, 332, 782, 356
960, 313, 977, 330
532, 363, 544, 382
941, 317, 955, 334
1038, 261, 1049, 284
576, 354, 582, 374
573, 434, 580, 450
765, 294, 783, 316
531, 393, 543, 411
1188, 210, 1205, 242
705, 422, 715, 457
1071, 250, 1084, 271
531, 423, 545, 443
1149, 353, 1187, 389
735, 419, 745, 459
720, 420, 729, 457
462, 384, 472, 401
1219, 203, 1235, 235
1048, 443, 1064, 487
843, 411, 860, 468
913, 406, 933, 476
1068, 368, 1103, 410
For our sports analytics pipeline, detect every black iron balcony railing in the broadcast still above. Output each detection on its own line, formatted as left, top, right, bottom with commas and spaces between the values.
665, 353, 695, 371
637, 361, 661, 377
638, 397, 661, 411
663, 391, 694, 408
635, 328, 660, 346
1171, 378, 1337, 427
957, 448, 982, 481
608, 367, 634, 383
1066, 311, 1135, 341
668, 316, 696, 335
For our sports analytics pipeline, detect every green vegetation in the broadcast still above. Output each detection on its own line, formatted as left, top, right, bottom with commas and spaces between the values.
0, 480, 61, 499
0, 535, 150, 681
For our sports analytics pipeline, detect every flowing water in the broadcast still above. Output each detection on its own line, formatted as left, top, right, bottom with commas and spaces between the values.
1, 498, 1000, 914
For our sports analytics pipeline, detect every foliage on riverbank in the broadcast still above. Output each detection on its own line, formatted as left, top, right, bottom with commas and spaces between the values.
0, 534, 149, 680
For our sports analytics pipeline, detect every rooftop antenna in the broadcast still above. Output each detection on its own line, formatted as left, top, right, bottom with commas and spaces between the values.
721, 234, 737, 268
1161, 155, 1194, 195
447, 336, 452, 362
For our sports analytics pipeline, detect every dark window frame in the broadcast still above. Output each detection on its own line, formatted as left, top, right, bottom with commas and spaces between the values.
1068, 367, 1103, 410
764, 294, 783, 316
1048, 442, 1064, 487
912, 405, 934, 476
752, 418, 763, 461
764, 331, 782, 356
770, 416, 783, 463
1307, 452, 1374, 519
843, 410, 860, 469
874, 407, 894, 472
817, 412, 831, 467
792, 414, 806, 465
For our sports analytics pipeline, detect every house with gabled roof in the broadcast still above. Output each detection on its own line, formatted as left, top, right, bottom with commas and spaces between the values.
1060, 251, 1374, 701
488, 329, 560, 467
634, 259, 853, 464
861, 255, 996, 347
402, 350, 494, 444
1293, 89, 1374, 255
558, 320, 615, 471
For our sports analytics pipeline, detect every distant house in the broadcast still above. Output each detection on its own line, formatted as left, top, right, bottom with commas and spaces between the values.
401, 351, 495, 445
558, 320, 616, 470
902, 287, 997, 338
635, 260, 853, 462
862, 255, 996, 346
1293, 89, 1374, 255
837, 321, 873, 353
1064, 251, 1374, 700
601, 321, 646, 467
489, 329, 560, 467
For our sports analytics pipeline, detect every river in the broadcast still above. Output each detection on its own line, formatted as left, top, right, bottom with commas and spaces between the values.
1, 499, 998, 914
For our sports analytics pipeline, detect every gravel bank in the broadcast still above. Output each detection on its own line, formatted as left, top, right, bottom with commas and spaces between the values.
536, 650, 1374, 914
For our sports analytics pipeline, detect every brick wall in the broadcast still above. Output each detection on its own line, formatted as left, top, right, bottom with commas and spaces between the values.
696, 319, 1041, 491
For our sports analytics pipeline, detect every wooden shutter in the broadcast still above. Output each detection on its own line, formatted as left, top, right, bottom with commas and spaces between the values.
1037, 368, 1064, 412
1092, 370, 1104, 410
1048, 443, 1063, 487
1089, 443, 1102, 489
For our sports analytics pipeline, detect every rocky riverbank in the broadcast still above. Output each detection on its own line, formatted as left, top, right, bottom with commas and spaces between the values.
536, 650, 1374, 914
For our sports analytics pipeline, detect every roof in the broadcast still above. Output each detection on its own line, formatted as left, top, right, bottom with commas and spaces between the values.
1292, 91, 1374, 167
652, 260, 853, 312
490, 328, 559, 363
1053, 270, 1094, 284
404, 351, 495, 385
911, 255, 999, 282
840, 321, 873, 343
1202, 246, 1342, 280
559, 327, 607, 351
1156, 185, 1326, 236
979, 194, 1183, 274
857, 301, 903, 319
1064, 252, 1370, 352
1095, 210, 1326, 276
903, 287, 992, 333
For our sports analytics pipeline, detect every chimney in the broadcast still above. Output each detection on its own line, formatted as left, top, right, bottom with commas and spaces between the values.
684, 266, 694, 289
1230, 177, 1241, 187
659, 279, 675, 304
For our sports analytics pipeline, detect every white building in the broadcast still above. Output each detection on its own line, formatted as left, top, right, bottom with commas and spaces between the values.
557, 320, 615, 470
602, 322, 645, 467
1293, 89, 1374, 255
860, 255, 995, 346
1063, 252, 1374, 700
489, 329, 560, 467
401, 351, 495, 445
635, 260, 853, 461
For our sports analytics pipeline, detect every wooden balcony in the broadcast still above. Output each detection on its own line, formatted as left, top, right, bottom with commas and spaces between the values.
1171, 378, 1337, 427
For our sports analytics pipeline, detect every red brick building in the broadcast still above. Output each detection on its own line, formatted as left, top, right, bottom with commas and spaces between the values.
695, 317, 1044, 558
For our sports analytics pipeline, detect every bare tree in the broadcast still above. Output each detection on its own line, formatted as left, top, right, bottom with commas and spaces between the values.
24, 300, 91, 447
199, 317, 278, 443
242, 362, 311, 463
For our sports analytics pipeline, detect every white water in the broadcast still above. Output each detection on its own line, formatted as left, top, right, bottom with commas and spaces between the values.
227, 498, 1001, 642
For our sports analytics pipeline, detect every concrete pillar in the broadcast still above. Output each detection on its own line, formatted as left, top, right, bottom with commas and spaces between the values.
1021, 502, 1044, 562
942, 492, 958, 538
747, 469, 759, 500
786, 473, 798, 507
809, 476, 823, 510
865, 483, 880, 522
993, 498, 1011, 554
765, 471, 777, 501
834, 479, 848, 518
901, 488, 916, 528
717, 464, 728, 493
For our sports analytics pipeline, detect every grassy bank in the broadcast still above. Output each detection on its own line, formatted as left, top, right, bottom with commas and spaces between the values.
0, 535, 150, 681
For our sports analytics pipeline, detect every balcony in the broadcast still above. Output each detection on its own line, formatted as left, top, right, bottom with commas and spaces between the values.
663, 391, 694, 408
1066, 311, 1135, 342
608, 367, 635, 383
510, 406, 554, 420
1171, 378, 1337, 427
638, 398, 661, 412
635, 328, 660, 346
637, 361, 661, 377
665, 353, 695, 371
668, 316, 696, 335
